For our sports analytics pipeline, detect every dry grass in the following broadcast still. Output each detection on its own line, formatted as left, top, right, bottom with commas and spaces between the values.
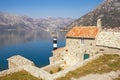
0, 54, 119, 80
0, 70, 42, 80
57, 54, 120, 80
49, 67, 63, 74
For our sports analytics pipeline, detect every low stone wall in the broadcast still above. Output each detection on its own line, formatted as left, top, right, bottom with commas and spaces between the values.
0, 54, 103, 80
7, 55, 35, 69
96, 32, 120, 49
51, 53, 103, 79
96, 46, 120, 54
51, 47, 66, 64
0, 65, 53, 80
49, 55, 63, 64
23, 65, 52, 80
42, 61, 63, 73
0, 67, 23, 77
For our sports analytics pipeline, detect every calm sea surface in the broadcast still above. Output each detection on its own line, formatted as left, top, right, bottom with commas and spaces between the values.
0, 30, 66, 71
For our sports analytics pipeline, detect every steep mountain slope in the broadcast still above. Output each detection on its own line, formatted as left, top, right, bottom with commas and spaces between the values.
68, 0, 120, 28
0, 12, 74, 31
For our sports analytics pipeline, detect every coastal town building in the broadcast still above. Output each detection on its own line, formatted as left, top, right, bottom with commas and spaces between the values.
50, 19, 120, 67
50, 26, 100, 67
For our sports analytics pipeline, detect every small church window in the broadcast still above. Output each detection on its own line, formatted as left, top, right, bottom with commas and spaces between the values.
80, 38, 84, 45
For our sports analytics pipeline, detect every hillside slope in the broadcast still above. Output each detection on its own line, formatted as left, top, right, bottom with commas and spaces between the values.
68, 0, 120, 28
57, 54, 120, 80
0, 70, 41, 80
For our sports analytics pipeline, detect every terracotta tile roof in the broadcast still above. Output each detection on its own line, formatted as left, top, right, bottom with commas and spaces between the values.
66, 26, 99, 38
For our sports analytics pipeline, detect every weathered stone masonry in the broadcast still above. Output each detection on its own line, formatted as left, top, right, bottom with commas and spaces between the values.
7, 55, 35, 69
50, 19, 120, 68
96, 32, 120, 54
50, 26, 100, 67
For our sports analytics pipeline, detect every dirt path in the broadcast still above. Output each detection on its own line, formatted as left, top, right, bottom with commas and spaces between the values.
71, 70, 120, 80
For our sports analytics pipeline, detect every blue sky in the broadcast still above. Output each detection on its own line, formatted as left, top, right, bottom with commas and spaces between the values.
0, 0, 104, 18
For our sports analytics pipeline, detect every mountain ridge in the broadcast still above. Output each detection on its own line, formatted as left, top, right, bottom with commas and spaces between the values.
0, 12, 74, 31
68, 0, 120, 29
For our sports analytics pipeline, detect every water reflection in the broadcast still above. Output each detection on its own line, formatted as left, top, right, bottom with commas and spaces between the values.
0, 30, 48, 47
0, 30, 66, 71
0, 30, 66, 47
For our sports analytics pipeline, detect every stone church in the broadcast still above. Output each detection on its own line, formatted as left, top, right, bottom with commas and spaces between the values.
50, 19, 120, 68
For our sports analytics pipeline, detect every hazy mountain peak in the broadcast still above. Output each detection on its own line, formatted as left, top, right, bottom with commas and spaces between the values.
0, 12, 74, 31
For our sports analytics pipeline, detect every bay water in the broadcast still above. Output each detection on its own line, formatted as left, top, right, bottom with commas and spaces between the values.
0, 30, 66, 71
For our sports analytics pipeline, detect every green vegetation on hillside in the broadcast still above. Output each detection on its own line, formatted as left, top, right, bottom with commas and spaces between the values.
57, 54, 120, 80
0, 70, 41, 80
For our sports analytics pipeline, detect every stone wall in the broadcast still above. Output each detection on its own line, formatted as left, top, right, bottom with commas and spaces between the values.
96, 46, 120, 54
51, 54, 103, 79
0, 54, 103, 80
50, 47, 66, 64
51, 31, 120, 68
42, 61, 63, 73
66, 38, 96, 59
0, 67, 23, 77
51, 37, 97, 67
96, 32, 120, 54
7, 55, 35, 69
8, 61, 17, 69
22, 65, 52, 80
96, 32, 120, 48
0, 65, 52, 80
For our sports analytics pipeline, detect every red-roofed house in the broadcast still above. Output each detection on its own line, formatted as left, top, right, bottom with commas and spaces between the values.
50, 19, 120, 68
50, 25, 100, 67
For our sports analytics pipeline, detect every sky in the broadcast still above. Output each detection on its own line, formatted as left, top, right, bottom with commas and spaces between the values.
0, 0, 104, 19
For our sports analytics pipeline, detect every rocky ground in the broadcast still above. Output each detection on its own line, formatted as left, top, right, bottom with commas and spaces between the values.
73, 70, 120, 80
